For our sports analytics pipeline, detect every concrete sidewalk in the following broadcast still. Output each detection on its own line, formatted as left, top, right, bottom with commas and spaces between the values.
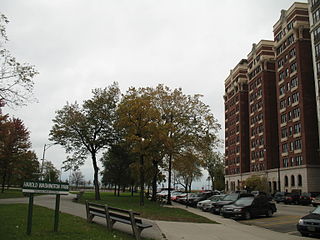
156, 203, 305, 240
0, 195, 306, 240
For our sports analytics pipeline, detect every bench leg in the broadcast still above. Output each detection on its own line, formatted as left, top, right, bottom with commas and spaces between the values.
87, 213, 94, 223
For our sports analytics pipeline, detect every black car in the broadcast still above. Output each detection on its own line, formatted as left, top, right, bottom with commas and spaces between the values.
211, 192, 254, 214
297, 206, 320, 237
274, 192, 286, 203
186, 191, 214, 207
284, 192, 300, 204
299, 192, 312, 205
221, 195, 277, 220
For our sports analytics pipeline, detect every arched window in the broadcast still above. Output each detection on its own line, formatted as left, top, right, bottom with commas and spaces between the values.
298, 175, 302, 186
285, 176, 288, 187
291, 175, 295, 186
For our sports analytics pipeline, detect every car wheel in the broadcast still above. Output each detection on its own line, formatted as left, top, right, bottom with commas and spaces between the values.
244, 211, 251, 220
300, 232, 309, 237
266, 209, 273, 217
313, 204, 317, 207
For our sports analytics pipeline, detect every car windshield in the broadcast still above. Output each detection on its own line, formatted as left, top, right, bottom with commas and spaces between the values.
234, 197, 254, 205
208, 195, 221, 201
312, 206, 320, 214
223, 193, 239, 201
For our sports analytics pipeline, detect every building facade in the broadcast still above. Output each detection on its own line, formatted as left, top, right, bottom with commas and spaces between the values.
224, 59, 249, 192
224, 2, 320, 193
309, 0, 320, 158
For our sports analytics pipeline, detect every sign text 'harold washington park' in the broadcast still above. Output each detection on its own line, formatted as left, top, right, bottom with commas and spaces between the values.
23, 181, 69, 194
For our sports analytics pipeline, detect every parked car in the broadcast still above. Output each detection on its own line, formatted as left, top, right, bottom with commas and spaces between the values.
201, 194, 226, 212
211, 192, 254, 214
284, 192, 301, 204
176, 193, 197, 204
299, 192, 312, 205
312, 195, 320, 207
186, 191, 214, 207
171, 192, 187, 201
197, 194, 224, 210
221, 195, 277, 220
251, 191, 273, 201
274, 192, 286, 203
297, 206, 320, 237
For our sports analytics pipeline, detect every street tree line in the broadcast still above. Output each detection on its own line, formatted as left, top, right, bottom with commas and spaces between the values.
50, 83, 224, 204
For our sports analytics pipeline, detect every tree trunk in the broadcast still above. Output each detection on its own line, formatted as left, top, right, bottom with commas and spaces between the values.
117, 184, 120, 196
167, 154, 172, 204
151, 160, 158, 201
139, 154, 145, 206
1, 171, 7, 193
114, 184, 117, 196
91, 152, 100, 200
131, 184, 134, 196
211, 176, 215, 191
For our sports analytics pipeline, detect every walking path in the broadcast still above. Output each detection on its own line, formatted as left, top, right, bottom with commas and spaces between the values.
0, 195, 306, 240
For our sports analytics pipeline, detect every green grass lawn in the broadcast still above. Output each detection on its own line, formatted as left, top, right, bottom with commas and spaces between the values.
0, 189, 26, 199
0, 204, 150, 240
80, 191, 216, 223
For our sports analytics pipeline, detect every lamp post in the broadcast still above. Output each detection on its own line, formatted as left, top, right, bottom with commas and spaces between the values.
40, 143, 55, 180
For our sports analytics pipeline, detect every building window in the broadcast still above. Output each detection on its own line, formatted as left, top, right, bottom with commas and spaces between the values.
296, 155, 303, 165
292, 92, 299, 103
291, 77, 298, 88
285, 176, 288, 187
298, 175, 302, 186
283, 158, 289, 167
291, 175, 295, 186
281, 128, 287, 138
281, 114, 287, 124
313, 9, 320, 23
290, 62, 297, 73
294, 139, 302, 150
293, 123, 301, 134
289, 48, 296, 59
316, 44, 320, 58
293, 108, 300, 119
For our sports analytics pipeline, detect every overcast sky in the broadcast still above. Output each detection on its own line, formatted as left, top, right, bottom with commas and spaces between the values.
1, 0, 307, 188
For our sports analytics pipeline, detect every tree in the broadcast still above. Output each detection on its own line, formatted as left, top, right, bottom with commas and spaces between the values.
173, 149, 203, 192
244, 175, 269, 193
153, 85, 221, 204
0, 117, 33, 192
0, 13, 38, 107
100, 144, 134, 196
204, 151, 225, 191
50, 83, 120, 200
42, 161, 60, 182
116, 87, 161, 205
71, 171, 85, 189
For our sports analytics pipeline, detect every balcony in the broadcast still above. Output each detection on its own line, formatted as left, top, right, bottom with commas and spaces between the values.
294, 149, 302, 154
293, 132, 301, 138
281, 152, 288, 157
293, 117, 300, 122
281, 137, 288, 142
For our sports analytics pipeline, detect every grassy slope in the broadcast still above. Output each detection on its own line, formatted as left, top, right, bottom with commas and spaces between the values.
80, 191, 216, 223
0, 204, 150, 240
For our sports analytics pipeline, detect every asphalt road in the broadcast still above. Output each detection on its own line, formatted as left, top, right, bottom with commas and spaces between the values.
238, 203, 316, 237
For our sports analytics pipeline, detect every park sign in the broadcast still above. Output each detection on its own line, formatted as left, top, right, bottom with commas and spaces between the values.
23, 181, 69, 195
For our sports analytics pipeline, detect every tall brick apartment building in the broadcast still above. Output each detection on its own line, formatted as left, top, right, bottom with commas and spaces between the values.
224, 2, 320, 193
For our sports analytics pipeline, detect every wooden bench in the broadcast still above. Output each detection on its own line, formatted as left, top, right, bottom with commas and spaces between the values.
85, 201, 152, 240
73, 191, 84, 202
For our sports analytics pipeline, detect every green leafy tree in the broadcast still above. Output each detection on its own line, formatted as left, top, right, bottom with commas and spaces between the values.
42, 161, 60, 182
204, 151, 225, 191
101, 144, 135, 196
71, 171, 85, 189
244, 175, 269, 192
0, 13, 38, 107
50, 83, 120, 200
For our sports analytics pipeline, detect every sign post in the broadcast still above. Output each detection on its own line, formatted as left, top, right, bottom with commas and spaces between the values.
22, 181, 69, 235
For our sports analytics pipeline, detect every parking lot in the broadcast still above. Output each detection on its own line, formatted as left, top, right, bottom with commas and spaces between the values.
239, 203, 315, 237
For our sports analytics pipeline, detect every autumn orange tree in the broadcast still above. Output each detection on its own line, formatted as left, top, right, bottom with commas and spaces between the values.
116, 85, 221, 205
116, 87, 163, 206
50, 83, 120, 200
0, 117, 38, 192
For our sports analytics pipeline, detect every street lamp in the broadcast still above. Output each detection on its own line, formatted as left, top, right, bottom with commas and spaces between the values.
40, 143, 55, 180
